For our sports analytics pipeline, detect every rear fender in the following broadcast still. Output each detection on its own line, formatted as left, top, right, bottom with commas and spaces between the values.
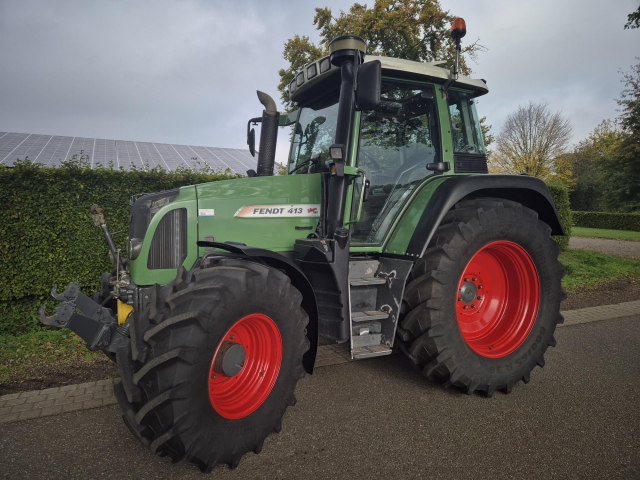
197, 241, 318, 374
405, 175, 565, 258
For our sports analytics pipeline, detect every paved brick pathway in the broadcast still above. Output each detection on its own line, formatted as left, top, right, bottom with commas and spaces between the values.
0, 379, 117, 424
1, 300, 638, 425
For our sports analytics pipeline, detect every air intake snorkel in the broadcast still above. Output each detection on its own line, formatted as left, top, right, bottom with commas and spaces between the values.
324, 35, 367, 238
256, 91, 279, 176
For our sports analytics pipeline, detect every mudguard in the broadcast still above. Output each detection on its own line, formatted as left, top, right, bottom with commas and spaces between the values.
405, 174, 565, 258
197, 241, 319, 374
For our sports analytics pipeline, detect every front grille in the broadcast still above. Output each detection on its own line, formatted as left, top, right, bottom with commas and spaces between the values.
148, 208, 187, 269
454, 153, 489, 174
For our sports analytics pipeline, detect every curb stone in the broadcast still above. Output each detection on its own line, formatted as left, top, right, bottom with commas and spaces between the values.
2, 300, 638, 424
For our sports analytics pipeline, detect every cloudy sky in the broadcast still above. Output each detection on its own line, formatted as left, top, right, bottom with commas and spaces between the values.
1, 0, 638, 163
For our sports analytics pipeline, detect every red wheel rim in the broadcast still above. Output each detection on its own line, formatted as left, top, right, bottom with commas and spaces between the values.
456, 241, 540, 358
208, 313, 282, 420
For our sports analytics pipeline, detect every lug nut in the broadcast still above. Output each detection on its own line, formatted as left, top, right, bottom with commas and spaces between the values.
478, 285, 483, 289
211, 374, 216, 379
463, 305, 468, 309
464, 278, 469, 282
471, 305, 476, 309
472, 277, 477, 282
477, 296, 483, 300
458, 297, 462, 301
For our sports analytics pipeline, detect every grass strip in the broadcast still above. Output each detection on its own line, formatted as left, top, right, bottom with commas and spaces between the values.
560, 248, 640, 293
0, 329, 107, 383
572, 227, 640, 242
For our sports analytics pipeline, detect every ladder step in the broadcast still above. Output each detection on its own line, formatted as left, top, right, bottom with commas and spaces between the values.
351, 310, 389, 322
350, 277, 386, 286
352, 345, 393, 359
352, 333, 382, 348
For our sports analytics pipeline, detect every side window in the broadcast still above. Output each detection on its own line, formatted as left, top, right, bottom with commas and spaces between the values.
350, 83, 439, 245
448, 90, 486, 155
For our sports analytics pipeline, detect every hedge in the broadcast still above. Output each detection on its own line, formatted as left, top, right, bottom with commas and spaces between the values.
572, 211, 640, 232
0, 160, 239, 335
547, 183, 572, 250
0, 161, 574, 336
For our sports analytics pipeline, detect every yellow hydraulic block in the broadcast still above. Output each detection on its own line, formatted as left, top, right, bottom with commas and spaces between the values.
117, 299, 134, 325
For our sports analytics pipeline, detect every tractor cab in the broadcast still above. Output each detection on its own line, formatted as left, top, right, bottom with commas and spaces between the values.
284, 53, 489, 248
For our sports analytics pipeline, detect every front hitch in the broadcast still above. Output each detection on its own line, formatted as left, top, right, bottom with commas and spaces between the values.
38, 282, 129, 354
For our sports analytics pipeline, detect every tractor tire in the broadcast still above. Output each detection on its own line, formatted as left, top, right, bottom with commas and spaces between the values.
396, 198, 566, 396
114, 257, 309, 472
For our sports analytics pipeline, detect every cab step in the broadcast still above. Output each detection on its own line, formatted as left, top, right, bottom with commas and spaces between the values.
352, 345, 393, 359
348, 257, 413, 360
351, 310, 389, 322
350, 277, 386, 286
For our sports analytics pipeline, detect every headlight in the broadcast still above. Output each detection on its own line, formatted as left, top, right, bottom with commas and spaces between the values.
127, 237, 143, 260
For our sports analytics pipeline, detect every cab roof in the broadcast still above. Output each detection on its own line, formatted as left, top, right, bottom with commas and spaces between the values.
290, 54, 489, 106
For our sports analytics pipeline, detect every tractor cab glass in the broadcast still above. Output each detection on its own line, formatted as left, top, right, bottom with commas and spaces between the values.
350, 83, 439, 245
447, 90, 485, 155
288, 95, 339, 174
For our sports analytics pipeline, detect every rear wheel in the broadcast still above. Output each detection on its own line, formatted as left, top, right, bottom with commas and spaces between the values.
114, 257, 309, 472
396, 198, 566, 396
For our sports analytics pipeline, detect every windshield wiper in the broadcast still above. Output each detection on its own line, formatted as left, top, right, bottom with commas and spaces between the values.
289, 154, 321, 174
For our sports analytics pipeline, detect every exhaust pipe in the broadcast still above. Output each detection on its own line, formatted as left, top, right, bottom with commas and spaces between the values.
256, 91, 279, 176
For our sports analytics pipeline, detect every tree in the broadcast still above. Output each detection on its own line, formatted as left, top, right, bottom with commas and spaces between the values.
564, 120, 622, 211
625, 6, 640, 29
479, 116, 494, 156
600, 60, 640, 211
277, 0, 485, 110
489, 102, 573, 184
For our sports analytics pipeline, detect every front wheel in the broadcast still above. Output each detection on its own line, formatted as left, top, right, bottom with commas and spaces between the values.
397, 198, 566, 396
114, 257, 309, 472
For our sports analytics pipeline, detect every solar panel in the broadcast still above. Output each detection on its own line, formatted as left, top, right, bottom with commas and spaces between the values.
0, 132, 257, 175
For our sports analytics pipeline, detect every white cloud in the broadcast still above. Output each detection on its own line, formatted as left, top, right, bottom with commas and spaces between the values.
0, 0, 637, 160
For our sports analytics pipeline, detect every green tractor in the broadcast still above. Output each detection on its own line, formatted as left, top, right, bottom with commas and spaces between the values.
40, 21, 565, 472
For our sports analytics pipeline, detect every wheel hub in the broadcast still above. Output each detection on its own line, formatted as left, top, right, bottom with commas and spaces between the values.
213, 341, 246, 377
459, 281, 477, 305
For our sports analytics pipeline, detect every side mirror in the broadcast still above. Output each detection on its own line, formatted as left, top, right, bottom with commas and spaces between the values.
246, 117, 261, 157
356, 60, 381, 111
248, 128, 256, 157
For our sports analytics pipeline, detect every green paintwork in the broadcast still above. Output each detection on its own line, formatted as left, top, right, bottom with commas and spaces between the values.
196, 173, 322, 254
129, 186, 199, 286
383, 175, 448, 254
130, 174, 322, 286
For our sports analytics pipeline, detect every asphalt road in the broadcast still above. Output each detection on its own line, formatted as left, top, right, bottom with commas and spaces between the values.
569, 236, 640, 260
1, 316, 639, 480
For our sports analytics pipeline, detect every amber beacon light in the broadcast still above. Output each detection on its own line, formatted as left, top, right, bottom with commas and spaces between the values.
447, 17, 467, 83
451, 17, 467, 41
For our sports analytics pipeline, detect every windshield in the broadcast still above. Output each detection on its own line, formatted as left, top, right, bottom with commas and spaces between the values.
288, 99, 339, 174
